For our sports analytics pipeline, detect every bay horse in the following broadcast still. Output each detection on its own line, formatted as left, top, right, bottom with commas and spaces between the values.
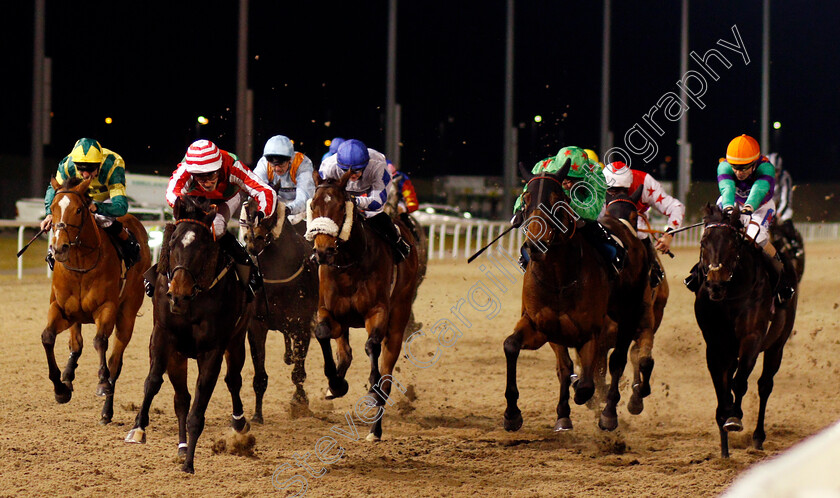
308, 169, 421, 441
241, 199, 319, 421
504, 159, 649, 432
42, 176, 151, 424
125, 195, 252, 473
693, 204, 798, 458
604, 186, 670, 415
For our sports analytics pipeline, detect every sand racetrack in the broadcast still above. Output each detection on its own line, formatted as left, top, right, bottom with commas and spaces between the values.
1, 242, 838, 497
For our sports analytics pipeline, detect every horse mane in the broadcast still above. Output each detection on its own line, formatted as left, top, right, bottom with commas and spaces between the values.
702, 203, 744, 230
60, 176, 88, 193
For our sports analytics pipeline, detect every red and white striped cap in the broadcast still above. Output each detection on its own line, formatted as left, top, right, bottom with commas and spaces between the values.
603, 161, 633, 188
184, 139, 223, 174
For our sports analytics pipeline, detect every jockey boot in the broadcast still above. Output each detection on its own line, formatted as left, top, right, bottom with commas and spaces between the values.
368, 212, 410, 264
580, 221, 625, 278
644, 238, 665, 288
684, 262, 703, 292
143, 264, 158, 297
761, 246, 795, 305
518, 243, 530, 271
219, 231, 262, 302
103, 220, 141, 270
45, 248, 56, 271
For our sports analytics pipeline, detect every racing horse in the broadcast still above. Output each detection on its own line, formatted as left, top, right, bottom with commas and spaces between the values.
241, 199, 319, 421
693, 204, 798, 458
308, 169, 421, 441
41, 176, 151, 424
603, 186, 670, 416
125, 195, 252, 473
503, 159, 648, 432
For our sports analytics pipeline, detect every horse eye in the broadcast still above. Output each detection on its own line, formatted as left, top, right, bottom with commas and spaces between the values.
76, 208, 82, 214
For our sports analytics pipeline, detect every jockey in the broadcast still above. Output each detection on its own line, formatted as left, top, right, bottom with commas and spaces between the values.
321, 137, 345, 165
768, 153, 803, 258
684, 134, 795, 304
318, 139, 411, 263
155, 139, 277, 300
253, 135, 315, 225
41, 138, 141, 270
386, 160, 420, 214
512, 146, 625, 276
603, 161, 685, 288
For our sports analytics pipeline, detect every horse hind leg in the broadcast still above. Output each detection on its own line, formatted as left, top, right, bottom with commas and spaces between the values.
289, 323, 313, 419
167, 354, 190, 462
60, 323, 83, 392
225, 335, 250, 435
366, 327, 407, 442
599, 329, 633, 432
100, 308, 136, 424
550, 343, 574, 431
753, 342, 785, 450
92, 306, 119, 398
628, 329, 655, 415
246, 322, 269, 424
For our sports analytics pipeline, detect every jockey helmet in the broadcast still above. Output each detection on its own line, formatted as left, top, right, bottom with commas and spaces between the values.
263, 135, 294, 160
556, 146, 594, 179
184, 139, 223, 174
603, 161, 633, 188
70, 138, 104, 166
584, 149, 599, 164
329, 137, 345, 155
336, 139, 369, 170
726, 134, 761, 165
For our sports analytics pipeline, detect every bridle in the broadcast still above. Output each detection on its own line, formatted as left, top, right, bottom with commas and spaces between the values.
700, 222, 744, 283
52, 189, 102, 273
168, 217, 226, 297
309, 183, 367, 269
523, 175, 577, 245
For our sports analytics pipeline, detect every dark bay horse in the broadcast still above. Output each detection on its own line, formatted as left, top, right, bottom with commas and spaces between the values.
241, 199, 319, 421
308, 170, 421, 441
504, 160, 651, 432
693, 204, 798, 458
125, 196, 252, 473
603, 186, 670, 416
42, 176, 151, 424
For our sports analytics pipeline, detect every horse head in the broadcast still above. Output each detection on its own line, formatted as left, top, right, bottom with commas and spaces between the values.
605, 185, 642, 228
308, 169, 356, 266
519, 158, 575, 261
241, 197, 283, 255
166, 195, 220, 314
49, 176, 94, 263
699, 203, 746, 301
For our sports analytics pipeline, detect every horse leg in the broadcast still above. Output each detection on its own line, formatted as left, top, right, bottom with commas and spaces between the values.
42, 303, 73, 403
503, 316, 547, 432
728, 336, 762, 433
60, 323, 83, 393
366, 322, 407, 442
225, 334, 250, 434
125, 325, 169, 445
600, 326, 634, 431
92, 303, 118, 397
753, 342, 785, 450
315, 312, 348, 399
628, 327, 655, 415
363, 307, 389, 404
246, 321, 269, 424
182, 349, 224, 474
550, 343, 574, 431
167, 353, 190, 463
289, 321, 313, 419
282, 330, 293, 365
706, 344, 737, 458
100, 307, 136, 424
573, 336, 599, 406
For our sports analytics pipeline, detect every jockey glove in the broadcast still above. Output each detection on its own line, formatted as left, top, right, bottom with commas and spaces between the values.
741, 205, 754, 216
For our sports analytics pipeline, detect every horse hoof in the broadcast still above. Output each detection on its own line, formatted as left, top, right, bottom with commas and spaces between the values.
503, 412, 523, 432
365, 433, 381, 442
325, 378, 349, 400
723, 417, 743, 432
99, 416, 112, 426
627, 394, 644, 415
632, 382, 651, 399
176, 446, 188, 464
96, 383, 113, 397
573, 385, 594, 406
231, 417, 250, 434
553, 417, 573, 431
598, 414, 618, 432
252, 414, 264, 425
54, 389, 72, 404
125, 428, 146, 444
181, 463, 195, 474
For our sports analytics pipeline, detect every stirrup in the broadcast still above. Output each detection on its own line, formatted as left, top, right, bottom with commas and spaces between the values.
684, 273, 701, 292
144, 280, 154, 298
45, 252, 55, 271
775, 286, 795, 305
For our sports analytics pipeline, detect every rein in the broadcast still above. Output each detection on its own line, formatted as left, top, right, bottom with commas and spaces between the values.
524, 175, 577, 246
52, 189, 103, 273
168, 217, 227, 297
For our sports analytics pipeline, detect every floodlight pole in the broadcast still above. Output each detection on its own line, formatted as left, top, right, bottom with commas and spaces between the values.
677, 0, 691, 203
502, 0, 515, 217
385, 0, 400, 166
760, 0, 770, 151
31, 0, 45, 197
599, 0, 611, 156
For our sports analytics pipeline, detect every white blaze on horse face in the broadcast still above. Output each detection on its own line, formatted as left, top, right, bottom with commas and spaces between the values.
324, 194, 332, 203
181, 230, 196, 247
54, 196, 71, 236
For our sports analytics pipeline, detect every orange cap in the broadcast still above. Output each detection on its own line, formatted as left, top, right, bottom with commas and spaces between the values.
726, 134, 760, 165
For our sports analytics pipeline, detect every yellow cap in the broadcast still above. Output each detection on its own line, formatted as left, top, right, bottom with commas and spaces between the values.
70, 138, 104, 165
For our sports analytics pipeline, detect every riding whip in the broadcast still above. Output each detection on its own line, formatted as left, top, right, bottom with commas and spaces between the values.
16, 227, 48, 258
467, 225, 516, 264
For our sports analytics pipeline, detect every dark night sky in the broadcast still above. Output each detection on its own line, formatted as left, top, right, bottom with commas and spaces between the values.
4, 1, 840, 185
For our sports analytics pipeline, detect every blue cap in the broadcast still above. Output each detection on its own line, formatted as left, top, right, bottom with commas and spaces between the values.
336, 139, 369, 170
329, 137, 345, 154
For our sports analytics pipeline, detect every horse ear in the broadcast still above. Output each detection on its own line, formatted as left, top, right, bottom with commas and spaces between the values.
518, 161, 535, 182
313, 170, 322, 186
173, 195, 185, 220
204, 204, 217, 226
556, 158, 572, 181
50, 177, 61, 190
338, 168, 354, 189
77, 178, 92, 195
629, 185, 643, 204
730, 205, 742, 226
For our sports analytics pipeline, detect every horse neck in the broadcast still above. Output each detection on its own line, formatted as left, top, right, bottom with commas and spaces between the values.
267, 219, 308, 264
531, 233, 583, 283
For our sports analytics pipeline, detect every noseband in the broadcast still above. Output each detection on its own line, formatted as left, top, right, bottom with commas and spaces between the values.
701, 222, 744, 282
53, 189, 92, 249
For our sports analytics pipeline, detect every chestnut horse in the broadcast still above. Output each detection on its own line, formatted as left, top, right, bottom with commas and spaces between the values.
604, 186, 670, 415
125, 196, 252, 473
504, 159, 651, 432
241, 199, 319, 421
693, 204, 798, 458
42, 176, 151, 424
308, 170, 421, 441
